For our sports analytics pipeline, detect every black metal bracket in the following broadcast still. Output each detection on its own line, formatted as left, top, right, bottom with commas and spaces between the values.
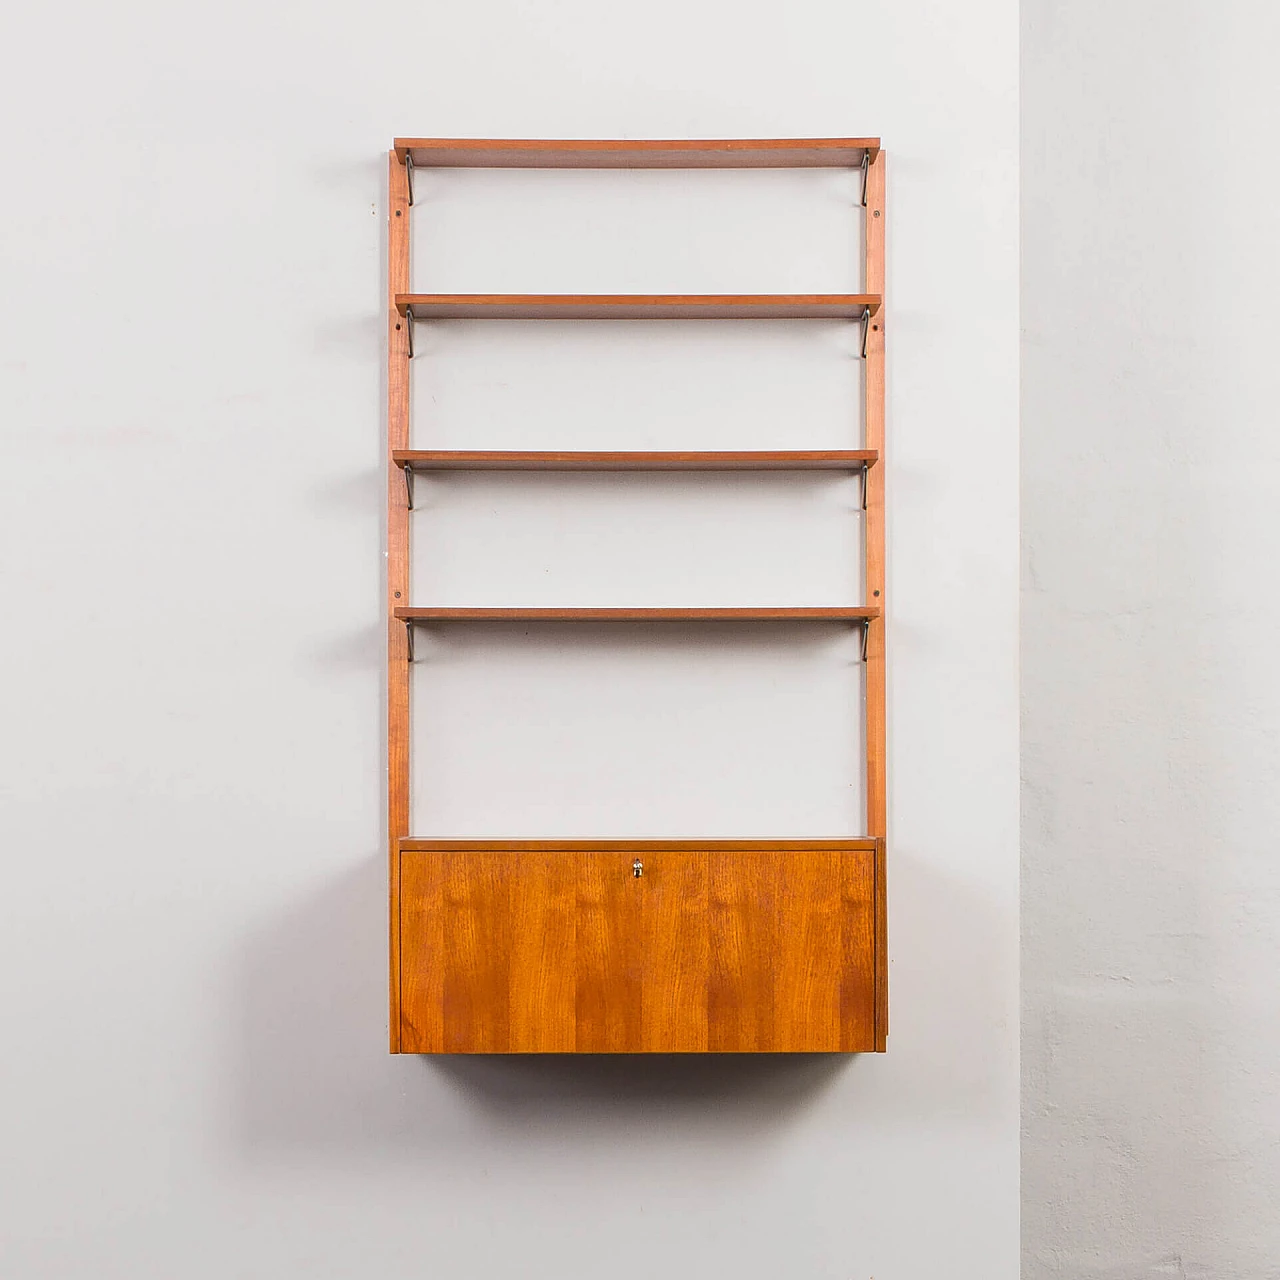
860, 151, 870, 207
403, 462, 415, 510
861, 307, 871, 359
860, 462, 869, 512
860, 619, 870, 663
405, 619, 415, 663
405, 151, 414, 206
404, 308, 414, 358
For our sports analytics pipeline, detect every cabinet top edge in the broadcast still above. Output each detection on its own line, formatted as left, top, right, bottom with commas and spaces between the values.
399, 838, 882, 852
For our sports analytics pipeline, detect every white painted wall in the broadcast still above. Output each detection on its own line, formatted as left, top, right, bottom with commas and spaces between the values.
0, 2, 1018, 1276
1022, 2, 1280, 1275
407, 170, 872, 837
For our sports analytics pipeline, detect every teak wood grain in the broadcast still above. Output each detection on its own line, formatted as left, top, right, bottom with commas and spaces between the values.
398, 848, 877, 1053
393, 449, 878, 472
396, 294, 879, 321
394, 138, 880, 168
708, 850, 875, 1052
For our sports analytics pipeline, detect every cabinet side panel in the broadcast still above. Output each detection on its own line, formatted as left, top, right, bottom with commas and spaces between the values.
641, 853, 709, 1052
708, 852, 777, 1052
508, 853, 577, 1052
442, 853, 511, 1053
399, 852, 444, 1053
575, 853, 643, 1052
840, 849, 878, 1051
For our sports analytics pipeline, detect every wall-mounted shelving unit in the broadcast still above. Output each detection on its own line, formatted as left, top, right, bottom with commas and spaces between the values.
387, 137, 887, 1054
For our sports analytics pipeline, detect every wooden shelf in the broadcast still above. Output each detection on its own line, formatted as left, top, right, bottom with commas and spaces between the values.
395, 606, 879, 623
392, 449, 878, 472
396, 294, 880, 321
394, 137, 880, 169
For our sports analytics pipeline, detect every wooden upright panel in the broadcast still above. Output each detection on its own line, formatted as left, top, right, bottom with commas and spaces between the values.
387, 153, 411, 1052
864, 151, 889, 1050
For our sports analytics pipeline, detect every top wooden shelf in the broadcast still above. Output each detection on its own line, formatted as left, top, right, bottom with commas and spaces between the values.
397, 294, 879, 321
394, 138, 880, 169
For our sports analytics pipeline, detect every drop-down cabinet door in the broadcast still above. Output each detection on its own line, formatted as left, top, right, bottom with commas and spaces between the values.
398, 845, 876, 1053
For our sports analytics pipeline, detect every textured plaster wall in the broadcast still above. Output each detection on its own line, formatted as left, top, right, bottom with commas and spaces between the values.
1022, 2, 1280, 1275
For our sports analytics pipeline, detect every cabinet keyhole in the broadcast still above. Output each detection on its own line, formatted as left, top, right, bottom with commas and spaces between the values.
632, 859, 643, 878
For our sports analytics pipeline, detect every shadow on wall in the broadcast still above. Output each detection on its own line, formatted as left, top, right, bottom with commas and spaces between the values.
229, 846, 1006, 1163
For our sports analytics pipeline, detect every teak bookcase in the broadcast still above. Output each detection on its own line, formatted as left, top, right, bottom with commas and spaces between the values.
387, 137, 887, 1054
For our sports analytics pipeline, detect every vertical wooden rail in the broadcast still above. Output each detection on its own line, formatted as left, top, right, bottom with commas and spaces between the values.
388, 152, 412, 1051
863, 150, 888, 1050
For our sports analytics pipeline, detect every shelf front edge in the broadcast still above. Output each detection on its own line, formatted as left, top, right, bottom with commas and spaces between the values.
394, 606, 880, 622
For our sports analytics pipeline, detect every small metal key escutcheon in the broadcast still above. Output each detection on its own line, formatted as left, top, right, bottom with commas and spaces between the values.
632, 858, 643, 878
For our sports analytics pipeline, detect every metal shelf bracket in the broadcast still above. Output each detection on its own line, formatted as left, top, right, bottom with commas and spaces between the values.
404, 618, 415, 663
861, 308, 871, 359
403, 462, 415, 510
405, 152, 414, 206
860, 151, 870, 207
860, 618, 870, 663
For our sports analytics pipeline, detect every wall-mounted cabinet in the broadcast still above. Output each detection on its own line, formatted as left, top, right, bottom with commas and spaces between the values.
399, 841, 877, 1054
386, 138, 887, 1053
